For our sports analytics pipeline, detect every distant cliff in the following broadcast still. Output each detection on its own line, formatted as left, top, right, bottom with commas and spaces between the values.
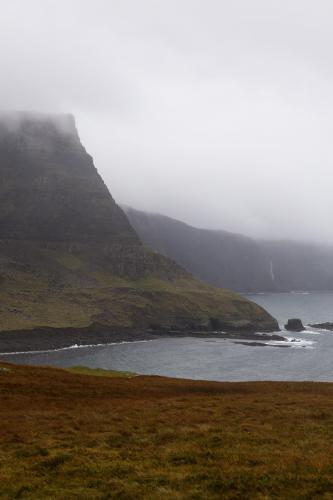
124, 207, 333, 292
0, 112, 277, 333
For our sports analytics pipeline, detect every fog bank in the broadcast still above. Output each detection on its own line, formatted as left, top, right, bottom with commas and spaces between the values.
1, 1, 333, 242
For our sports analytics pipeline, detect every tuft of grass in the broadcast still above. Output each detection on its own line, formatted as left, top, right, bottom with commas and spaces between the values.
0, 366, 11, 373
39, 453, 71, 469
55, 253, 83, 270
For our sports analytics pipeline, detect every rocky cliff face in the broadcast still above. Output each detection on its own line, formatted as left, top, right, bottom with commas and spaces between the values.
0, 112, 137, 244
0, 112, 186, 284
0, 112, 278, 333
125, 207, 333, 292
260, 240, 333, 292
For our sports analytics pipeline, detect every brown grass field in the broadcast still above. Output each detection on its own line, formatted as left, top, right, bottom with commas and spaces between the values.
1, 363, 333, 499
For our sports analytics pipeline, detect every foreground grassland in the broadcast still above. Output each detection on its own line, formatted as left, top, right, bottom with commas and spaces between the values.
1, 364, 333, 499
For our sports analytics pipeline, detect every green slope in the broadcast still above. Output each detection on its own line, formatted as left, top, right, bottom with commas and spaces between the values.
0, 112, 278, 333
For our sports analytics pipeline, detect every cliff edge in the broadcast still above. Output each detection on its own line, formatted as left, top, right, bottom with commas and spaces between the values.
0, 112, 278, 334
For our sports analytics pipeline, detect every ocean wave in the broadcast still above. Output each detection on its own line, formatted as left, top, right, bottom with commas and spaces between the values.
0, 339, 156, 356
309, 326, 333, 333
255, 335, 315, 348
282, 337, 315, 348
303, 327, 322, 335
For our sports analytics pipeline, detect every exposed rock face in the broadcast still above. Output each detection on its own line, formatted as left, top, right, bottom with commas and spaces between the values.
0, 112, 137, 244
0, 112, 183, 281
124, 207, 333, 292
284, 319, 304, 332
0, 112, 278, 334
124, 207, 272, 291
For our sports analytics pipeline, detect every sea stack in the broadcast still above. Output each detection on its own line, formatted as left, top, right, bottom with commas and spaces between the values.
285, 318, 304, 332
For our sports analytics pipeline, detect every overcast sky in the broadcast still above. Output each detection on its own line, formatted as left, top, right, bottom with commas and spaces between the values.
1, 0, 333, 242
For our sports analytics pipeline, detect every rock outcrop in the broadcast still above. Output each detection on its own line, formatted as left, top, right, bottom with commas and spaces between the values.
309, 323, 333, 331
0, 111, 278, 334
284, 319, 304, 332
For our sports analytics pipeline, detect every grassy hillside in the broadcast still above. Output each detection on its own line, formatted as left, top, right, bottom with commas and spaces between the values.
0, 112, 277, 333
0, 242, 274, 332
1, 363, 333, 498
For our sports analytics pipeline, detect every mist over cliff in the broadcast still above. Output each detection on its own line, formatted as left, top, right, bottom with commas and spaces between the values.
0, 111, 137, 244
0, 112, 277, 333
125, 207, 333, 292
2, 1, 333, 244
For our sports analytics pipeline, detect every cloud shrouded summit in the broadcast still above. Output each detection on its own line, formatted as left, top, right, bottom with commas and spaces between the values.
1, 0, 333, 242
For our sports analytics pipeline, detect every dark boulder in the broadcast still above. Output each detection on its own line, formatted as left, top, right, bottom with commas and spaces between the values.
284, 318, 304, 332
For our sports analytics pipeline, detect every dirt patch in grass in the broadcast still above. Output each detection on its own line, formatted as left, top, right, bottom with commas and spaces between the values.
1, 363, 333, 498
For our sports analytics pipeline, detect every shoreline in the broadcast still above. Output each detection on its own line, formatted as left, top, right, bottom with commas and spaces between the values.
0, 323, 287, 354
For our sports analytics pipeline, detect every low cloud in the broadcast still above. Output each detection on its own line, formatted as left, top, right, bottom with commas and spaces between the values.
1, 0, 333, 242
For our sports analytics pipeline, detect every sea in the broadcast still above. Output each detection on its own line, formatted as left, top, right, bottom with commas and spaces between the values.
1, 291, 333, 382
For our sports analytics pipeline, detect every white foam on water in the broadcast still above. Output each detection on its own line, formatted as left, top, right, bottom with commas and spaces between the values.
0, 339, 156, 356
283, 336, 315, 348
257, 330, 282, 336
253, 334, 316, 349
310, 327, 333, 333
303, 327, 322, 335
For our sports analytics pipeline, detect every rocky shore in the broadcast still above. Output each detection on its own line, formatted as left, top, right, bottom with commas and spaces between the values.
310, 322, 333, 331
0, 323, 286, 354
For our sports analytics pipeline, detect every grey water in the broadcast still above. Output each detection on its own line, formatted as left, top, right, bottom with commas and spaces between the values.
2, 291, 333, 381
